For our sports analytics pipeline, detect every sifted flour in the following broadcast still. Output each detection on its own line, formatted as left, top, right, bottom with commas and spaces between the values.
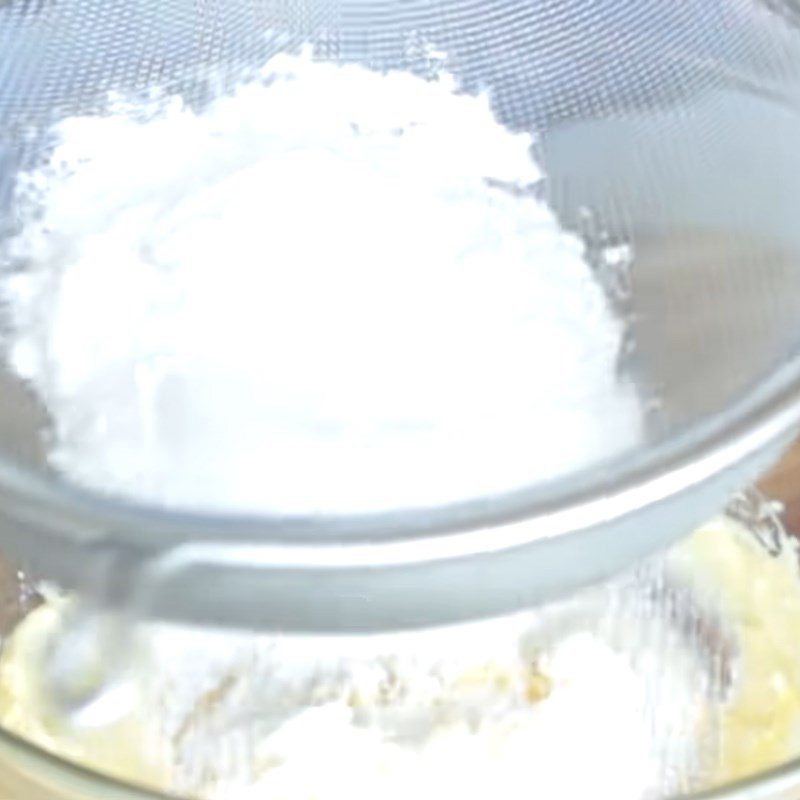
0, 52, 639, 513
0, 589, 705, 800
11, 514, 798, 800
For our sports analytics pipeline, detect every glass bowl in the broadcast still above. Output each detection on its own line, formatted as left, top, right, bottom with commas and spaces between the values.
0, 488, 798, 800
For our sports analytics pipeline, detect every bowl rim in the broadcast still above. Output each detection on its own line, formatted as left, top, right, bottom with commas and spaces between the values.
0, 674, 799, 800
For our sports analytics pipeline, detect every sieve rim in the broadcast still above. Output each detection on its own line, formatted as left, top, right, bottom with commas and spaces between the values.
0, 356, 797, 557
0, 345, 793, 631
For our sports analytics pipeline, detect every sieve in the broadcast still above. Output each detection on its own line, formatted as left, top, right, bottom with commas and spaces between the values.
1, 0, 800, 630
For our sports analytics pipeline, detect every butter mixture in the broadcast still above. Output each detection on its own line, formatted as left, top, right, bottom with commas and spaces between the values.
0, 512, 798, 799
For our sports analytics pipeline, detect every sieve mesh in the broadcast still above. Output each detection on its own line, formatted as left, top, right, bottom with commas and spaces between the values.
1, 0, 799, 447
0, 1, 795, 124
2, 1, 800, 628
1, 0, 799, 440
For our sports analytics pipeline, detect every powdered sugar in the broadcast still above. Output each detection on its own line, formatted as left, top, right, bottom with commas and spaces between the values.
136, 603, 702, 800
1, 53, 639, 513
0, 525, 734, 800
112, 542, 714, 800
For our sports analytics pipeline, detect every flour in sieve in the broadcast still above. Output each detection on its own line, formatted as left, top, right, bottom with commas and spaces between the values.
0, 52, 639, 513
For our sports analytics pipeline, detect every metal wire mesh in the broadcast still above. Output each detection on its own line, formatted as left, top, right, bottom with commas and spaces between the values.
0, 0, 795, 126
2, 1, 800, 629
1, 0, 800, 411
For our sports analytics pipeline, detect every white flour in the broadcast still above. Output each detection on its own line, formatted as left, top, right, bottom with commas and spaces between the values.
0, 524, 739, 800
130, 598, 704, 800
0, 52, 658, 799
1, 53, 639, 513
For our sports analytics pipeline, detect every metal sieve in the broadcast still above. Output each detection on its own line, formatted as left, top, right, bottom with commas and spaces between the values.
1, 0, 800, 629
